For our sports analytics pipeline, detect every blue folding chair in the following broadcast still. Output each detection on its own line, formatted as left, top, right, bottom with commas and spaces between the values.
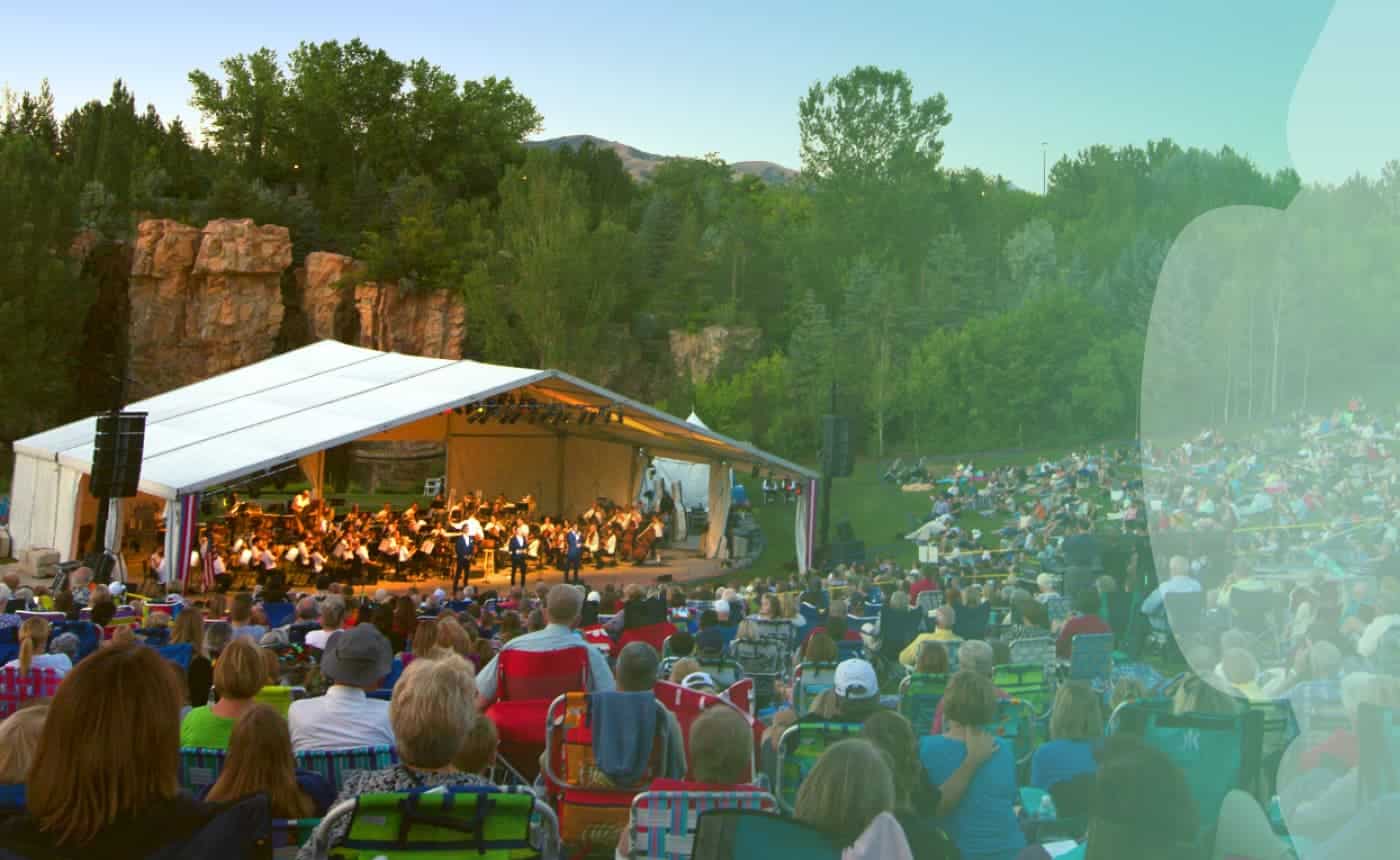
157, 642, 193, 669
262, 602, 296, 629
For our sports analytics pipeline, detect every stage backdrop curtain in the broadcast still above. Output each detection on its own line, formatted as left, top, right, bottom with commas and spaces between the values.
298, 450, 326, 499
705, 464, 732, 559
103, 498, 123, 558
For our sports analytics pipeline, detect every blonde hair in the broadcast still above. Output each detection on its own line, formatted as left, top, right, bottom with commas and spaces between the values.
206, 704, 313, 818
411, 618, 440, 659
1049, 682, 1104, 741
453, 713, 499, 774
214, 638, 267, 700
17, 617, 51, 675
1171, 674, 1243, 717
794, 738, 895, 847
669, 658, 702, 684
435, 615, 472, 658
780, 593, 799, 620
170, 607, 207, 659
27, 645, 184, 845
0, 704, 50, 782
915, 640, 949, 675
689, 705, 752, 785
391, 653, 477, 769
942, 670, 998, 727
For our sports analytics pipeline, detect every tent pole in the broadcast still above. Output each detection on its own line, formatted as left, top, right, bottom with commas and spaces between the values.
555, 431, 567, 518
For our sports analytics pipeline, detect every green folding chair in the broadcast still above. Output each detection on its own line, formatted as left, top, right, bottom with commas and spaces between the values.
993, 663, 1052, 716
776, 722, 863, 812
691, 809, 841, 860
307, 785, 558, 860
898, 672, 948, 734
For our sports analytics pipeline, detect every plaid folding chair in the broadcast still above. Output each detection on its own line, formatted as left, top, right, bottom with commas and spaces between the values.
696, 656, 743, 690
776, 721, 863, 812
544, 692, 673, 857
792, 662, 838, 714
179, 747, 229, 793
272, 817, 322, 859
0, 666, 62, 717
307, 785, 557, 860
898, 672, 948, 735
691, 809, 841, 860
993, 663, 1052, 716
990, 697, 1039, 768
750, 619, 798, 653
627, 790, 778, 859
1009, 636, 1056, 667
294, 746, 399, 794
729, 640, 784, 709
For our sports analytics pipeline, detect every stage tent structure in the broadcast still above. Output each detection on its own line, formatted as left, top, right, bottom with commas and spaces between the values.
10, 340, 819, 585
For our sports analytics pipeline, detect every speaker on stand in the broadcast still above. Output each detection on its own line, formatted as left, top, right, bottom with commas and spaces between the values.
88, 411, 147, 584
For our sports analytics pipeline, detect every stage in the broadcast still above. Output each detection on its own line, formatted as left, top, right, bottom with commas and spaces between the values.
356, 549, 727, 597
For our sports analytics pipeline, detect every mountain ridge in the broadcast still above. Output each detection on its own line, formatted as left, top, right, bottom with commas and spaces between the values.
527, 134, 798, 184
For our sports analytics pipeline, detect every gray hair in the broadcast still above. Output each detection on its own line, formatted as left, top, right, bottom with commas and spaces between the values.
617, 642, 661, 692
320, 596, 347, 628
545, 584, 583, 624
934, 605, 956, 629
959, 639, 994, 676
49, 633, 79, 661
204, 621, 233, 657
295, 597, 319, 621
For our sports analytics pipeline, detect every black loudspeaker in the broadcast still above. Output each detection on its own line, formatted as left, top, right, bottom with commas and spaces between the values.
90, 411, 147, 498
821, 415, 853, 477
835, 521, 856, 543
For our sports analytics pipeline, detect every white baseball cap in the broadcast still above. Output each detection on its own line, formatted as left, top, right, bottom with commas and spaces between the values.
833, 659, 879, 700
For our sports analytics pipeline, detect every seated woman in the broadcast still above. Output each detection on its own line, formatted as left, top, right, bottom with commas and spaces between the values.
3, 618, 71, 678
299, 653, 488, 860
180, 637, 265, 749
171, 607, 212, 707
861, 711, 969, 860
795, 738, 914, 859
919, 670, 1025, 860
1029, 682, 1103, 793
0, 704, 49, 817
205, 704, 333, 816
0, 644, 222, 855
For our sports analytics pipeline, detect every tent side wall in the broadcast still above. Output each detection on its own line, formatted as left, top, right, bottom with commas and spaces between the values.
8, 453, 84, 561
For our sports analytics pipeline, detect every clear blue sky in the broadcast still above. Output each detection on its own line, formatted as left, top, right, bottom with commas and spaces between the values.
1, 1, 1334, 190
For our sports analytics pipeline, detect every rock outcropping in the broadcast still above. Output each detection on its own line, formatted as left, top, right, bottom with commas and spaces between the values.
669, 325, 761, 383
129, 219, 290, 398
126, 220, 466, 399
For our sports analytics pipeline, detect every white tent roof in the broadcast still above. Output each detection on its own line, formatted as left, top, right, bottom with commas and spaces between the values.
15, 340, 815, 500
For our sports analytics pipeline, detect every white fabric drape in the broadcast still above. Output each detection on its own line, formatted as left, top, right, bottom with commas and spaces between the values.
163, 498, 181, 585
672, 479, 687, 542
630, 452, 649, 507
704, 464, 732, 559
795, 484, 811, 575
298, 450, 326, 499
104, 498, 124, 556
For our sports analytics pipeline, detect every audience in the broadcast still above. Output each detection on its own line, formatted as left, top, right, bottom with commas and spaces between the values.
288, 625, 395, 751
900, 606, 963, 666
304, 596, 345, 650
206, 704, 332, 817
170, 606, 211, 706
453, 714, 500, 777
1029, 682, 1102, 792
180, 637, 265, 749
920, 670, 1025, 860
795, 737, 914, 858
0, 705, 48, 813
613, 642, 688, 780
3, 618, 70, 678
299, 653, 487, 860
475, 584, 615, 702
915, 639, 951, 676
861, 711, 962, 860
228, 593, 267, 642
1055, 590, 1112, 659
0, 645, 223, 856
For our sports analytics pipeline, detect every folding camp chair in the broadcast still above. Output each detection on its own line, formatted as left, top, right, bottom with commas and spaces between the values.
179, 747, 228, 794
1067, 633, 1113, 685
627, 790, 778, 859
993, 663, 1052, 716
1357, 701, 1400, 804
1009, 636, 1056, 667
1110, 698, 1262, 850
750, 619, 798, 654
483, 645, 592, 780
271, 817, 322, 860
875, 606, 922, 668
0, 666, 62, 718
620, 622, 677, 655
898, 672, 948, 734
307, 785, 558, 860
1247, 698, 1297, 799
157, 642, 193, 669
776, 721, 863, 812
792, 662, 839, 714
544, 691, 674, 857
653, 681, 764, 779
262, 602, 296, 629
915, 590, 944, 616
1163, 590, 1207, 638
294, 746, 399, 794
990, 697, 1039, 768
51, 620, 100, 661
691, 809, 841, 860
834, 638, 864, 662
728, 639, 785, 710
695, 656, 743, 690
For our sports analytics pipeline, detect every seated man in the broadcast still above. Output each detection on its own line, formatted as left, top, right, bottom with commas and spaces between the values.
659, 630, 695, 680
1055, 590, 1113, 659
475, 584, 615, 702
800, 658, 887, 725
1140, 555, 1202, 633
899, 606, 963, 668
304, 596, 346, 651
289, 625, 395, 751
695, 609, 729, 657
611, 642, 687, 780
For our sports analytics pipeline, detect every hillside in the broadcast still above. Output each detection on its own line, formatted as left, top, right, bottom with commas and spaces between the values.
528, 134, 798, 184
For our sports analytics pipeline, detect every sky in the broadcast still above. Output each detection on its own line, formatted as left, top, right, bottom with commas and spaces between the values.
1, 1, 1338, 191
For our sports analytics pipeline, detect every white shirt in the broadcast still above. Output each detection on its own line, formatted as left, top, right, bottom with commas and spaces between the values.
3, 653, 72, 677
304, 628, 336, 650
289, 685, 394, 752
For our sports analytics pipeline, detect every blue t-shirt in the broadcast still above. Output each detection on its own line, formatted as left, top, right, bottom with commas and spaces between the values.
1029, 739, 1099, 791
919, 734, 1025, 860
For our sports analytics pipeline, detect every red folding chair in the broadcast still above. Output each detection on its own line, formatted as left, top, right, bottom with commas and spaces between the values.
484, 646, 592, 780
653, 680, 764, 781
619, 621, 676, 654
0, 667, 63, 717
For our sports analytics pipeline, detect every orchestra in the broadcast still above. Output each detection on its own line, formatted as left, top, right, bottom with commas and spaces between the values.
183, 488, 667, 592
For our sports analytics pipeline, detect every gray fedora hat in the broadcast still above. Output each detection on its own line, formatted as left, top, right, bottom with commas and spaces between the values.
320, 625, 393, 688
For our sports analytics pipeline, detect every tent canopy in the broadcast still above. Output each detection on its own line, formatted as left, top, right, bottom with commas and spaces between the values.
14, 340, 816, 502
